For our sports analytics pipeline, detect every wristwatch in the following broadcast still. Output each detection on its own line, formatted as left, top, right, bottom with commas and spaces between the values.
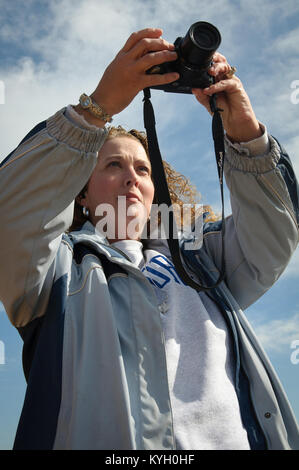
79, 93, 113, 123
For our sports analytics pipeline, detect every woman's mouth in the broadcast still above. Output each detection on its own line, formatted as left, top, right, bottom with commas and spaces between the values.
124, 192, 141, 202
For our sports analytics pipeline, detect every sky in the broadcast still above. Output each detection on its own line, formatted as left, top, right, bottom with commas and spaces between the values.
0, 0, 299, 450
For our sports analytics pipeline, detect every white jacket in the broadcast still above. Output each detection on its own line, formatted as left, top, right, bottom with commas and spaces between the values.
0, 108, 298, 449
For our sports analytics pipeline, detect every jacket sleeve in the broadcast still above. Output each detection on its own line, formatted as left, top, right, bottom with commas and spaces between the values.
202, 134, 299, 310
0, 108, 107, 327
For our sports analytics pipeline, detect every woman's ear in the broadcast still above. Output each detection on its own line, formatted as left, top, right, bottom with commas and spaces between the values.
76, 187, 88, 207
76, 195, 85, 207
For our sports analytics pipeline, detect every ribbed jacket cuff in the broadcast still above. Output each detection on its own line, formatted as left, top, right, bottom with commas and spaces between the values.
224, 135, 281, 174
47, 107, 108, 153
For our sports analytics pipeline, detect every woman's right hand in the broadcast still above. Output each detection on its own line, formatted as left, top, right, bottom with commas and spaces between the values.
90, 28, 179, 118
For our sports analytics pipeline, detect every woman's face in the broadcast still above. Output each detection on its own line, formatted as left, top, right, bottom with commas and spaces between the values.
80, 136, 155, 243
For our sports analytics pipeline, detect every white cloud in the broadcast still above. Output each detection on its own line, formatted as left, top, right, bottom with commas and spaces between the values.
270, 26, 299, 56
252, 312, 299, 354
0, 340, 5, 365
280, 247, 299, 280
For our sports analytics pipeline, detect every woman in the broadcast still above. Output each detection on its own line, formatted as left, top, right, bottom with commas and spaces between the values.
0, 28, 298, 450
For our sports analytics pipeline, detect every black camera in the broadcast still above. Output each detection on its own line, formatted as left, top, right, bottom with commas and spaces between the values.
147, 21, 221, 94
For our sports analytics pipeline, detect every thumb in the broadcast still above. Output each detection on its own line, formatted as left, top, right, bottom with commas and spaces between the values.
192, 88, 212, 115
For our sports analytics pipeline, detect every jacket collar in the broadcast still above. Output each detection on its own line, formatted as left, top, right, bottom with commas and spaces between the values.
70, 221, 109, 246
69, 221, 131, 262
70, 221, 173, 258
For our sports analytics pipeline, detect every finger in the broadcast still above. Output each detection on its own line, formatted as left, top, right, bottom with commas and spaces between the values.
209, 61, 231, 79
143, 71, 180, 89
202, 76, 240, 96
192, 88, 212, 114
212, 52, 228, 64
129, 36, 176, 59
122, 28, 163, 53
138, 49, 177, 71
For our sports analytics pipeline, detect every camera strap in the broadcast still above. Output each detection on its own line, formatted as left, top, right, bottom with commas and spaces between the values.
143, 87, 226, 291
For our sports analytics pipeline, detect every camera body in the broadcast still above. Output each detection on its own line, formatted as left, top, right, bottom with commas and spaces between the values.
147, 22, 221, 94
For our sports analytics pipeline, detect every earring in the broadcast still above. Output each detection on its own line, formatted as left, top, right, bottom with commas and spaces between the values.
82, 206, 89, 217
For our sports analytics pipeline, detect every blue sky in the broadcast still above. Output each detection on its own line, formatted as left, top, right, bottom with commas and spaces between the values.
0, 0, 299, 450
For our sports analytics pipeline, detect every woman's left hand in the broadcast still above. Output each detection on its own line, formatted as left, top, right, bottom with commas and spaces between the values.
192, 52, 262, 143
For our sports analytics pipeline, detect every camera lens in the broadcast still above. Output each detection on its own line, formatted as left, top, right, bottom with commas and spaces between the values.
179, 21, 221, 68
192, 23, 221, 50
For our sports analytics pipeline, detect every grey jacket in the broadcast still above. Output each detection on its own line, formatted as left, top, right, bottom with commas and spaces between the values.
0, 108, 298, 450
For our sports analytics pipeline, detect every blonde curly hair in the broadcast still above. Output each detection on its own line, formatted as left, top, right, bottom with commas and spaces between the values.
68, 126, 218, 233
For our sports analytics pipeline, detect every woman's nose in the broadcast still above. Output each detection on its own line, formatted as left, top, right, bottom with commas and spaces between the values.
124, 168, 139, 187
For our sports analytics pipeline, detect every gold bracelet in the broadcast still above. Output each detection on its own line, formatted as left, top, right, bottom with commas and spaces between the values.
79, 93, 113, 123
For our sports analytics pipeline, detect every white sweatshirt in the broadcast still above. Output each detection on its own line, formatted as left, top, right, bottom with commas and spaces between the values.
112, 239, 251, 450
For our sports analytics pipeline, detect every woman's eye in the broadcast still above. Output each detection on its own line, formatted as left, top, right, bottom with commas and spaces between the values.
138, 166, 150, 174
108, 161, 121, 168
